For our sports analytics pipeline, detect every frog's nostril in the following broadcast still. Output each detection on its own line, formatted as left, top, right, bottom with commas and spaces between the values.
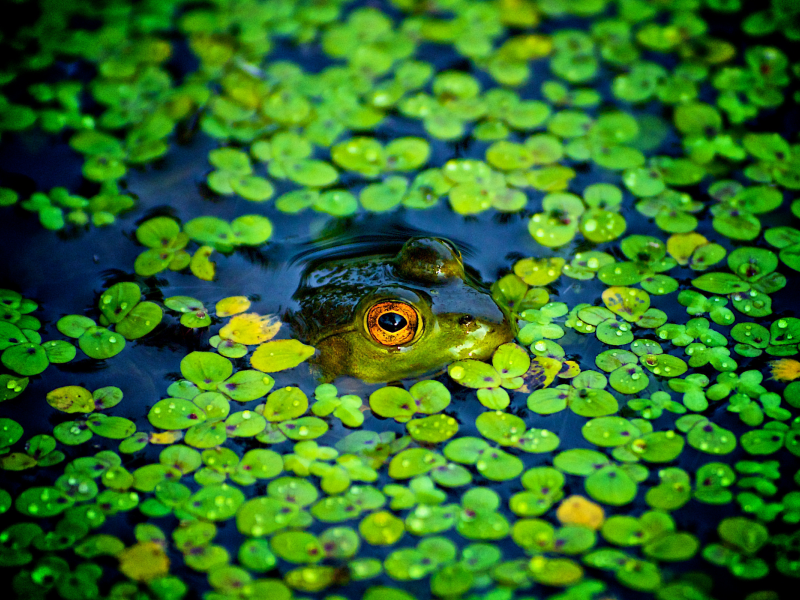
459, 315, 475, 326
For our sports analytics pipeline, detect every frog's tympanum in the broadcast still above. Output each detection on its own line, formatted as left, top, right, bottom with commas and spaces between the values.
289, 237, 515, 382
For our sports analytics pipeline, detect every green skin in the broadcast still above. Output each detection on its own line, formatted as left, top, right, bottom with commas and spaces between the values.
289, 237, 515, 383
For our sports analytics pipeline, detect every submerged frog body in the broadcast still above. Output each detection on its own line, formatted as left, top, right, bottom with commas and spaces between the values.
289, 237, 514, 383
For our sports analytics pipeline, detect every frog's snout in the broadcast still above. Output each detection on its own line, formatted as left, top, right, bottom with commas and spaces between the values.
486, 311, 516, 346
458, 302, 516, 348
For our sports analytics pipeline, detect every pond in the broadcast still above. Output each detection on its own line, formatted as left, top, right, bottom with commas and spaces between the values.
1, 1, 800, 599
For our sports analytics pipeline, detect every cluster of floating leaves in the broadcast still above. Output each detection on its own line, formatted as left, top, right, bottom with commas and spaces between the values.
2, 0, 800, 599
134, 215, 272, 280
0, 183, 135, 230
1, 289, 74, 401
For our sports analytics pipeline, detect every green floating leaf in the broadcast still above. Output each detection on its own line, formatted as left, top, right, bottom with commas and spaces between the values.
692, 272, 750, 295
53, 421, 93, 446
186, 484, 244, 521
449, 360, 501, 388
0, 322, 27, 349
370, 387, 416, 423
528, 556, 584, 587
645, 468, 691, 511
527, 387, 569, 415
79, 327, 125, 360
631, 431, 685, 463
15, 487, 74, 517
46, 386, 95, 413
363, 587, 415, 600
232, 215, 273, 246
136, 216, 181, 248
219, 370, 274, 402
86, 414, 135, 439
0, 418, 24, 448
1, 343, 48, 375
740, 428, 785, 455
251, 340, 315, 373
181, 351, 233, 390
718, 517, 768, 555
112, 299, 161, 340
585, 465, 637, 505
407, 415, 458, 443
389, 448, 445, 479
43, 340, 76, 364
264, 387, 308, 422
644, 532, 699, 561
0, 374, 28, 402
99, 282, 141, 324
684, 417, 737, 455
149, 398, 207, 430
582, 417, 641, 447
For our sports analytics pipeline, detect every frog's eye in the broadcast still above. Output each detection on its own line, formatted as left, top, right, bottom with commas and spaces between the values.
365, 301, 420, 346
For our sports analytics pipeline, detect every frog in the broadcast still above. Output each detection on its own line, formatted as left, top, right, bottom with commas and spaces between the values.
287, 237, 515, 383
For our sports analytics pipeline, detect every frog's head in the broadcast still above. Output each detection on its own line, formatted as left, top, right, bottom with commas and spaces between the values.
289, 237, 515, 383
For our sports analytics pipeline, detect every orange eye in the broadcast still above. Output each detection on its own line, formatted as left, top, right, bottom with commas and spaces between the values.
365, 301, 420, 346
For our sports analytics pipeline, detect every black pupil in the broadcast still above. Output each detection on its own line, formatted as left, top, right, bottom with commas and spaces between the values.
378, 312, 407, 332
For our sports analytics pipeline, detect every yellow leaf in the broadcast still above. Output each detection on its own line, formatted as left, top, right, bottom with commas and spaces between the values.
667, 232, 708, 265
498, 1, 540, 28
558, 360, 581, 379
190, 245, 215, 281
519, 34, 552, 57
526, 356, 561, 390
46, 385, 95, 413
500, 33, 552, 59
251, 340, 315, 373
149, 431, 184, 444
556, 495, 605, 530
0, 452, 38, 471
769, 359, 800, 382
602, 286, 650, 322
216, 295, 251, 317
219, 313, 281, 345
118, 542, 170, 582
528, 556, 583, 586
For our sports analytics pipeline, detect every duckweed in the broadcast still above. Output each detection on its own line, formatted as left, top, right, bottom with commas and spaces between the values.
2, 0, 800, 598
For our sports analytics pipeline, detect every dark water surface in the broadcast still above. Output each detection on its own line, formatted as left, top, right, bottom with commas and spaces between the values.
2, 2, 800, 600
2, 125, 796, 600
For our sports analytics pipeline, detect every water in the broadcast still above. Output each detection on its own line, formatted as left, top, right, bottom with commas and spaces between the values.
2, 133, 793, 600
2, 1, 800, 599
